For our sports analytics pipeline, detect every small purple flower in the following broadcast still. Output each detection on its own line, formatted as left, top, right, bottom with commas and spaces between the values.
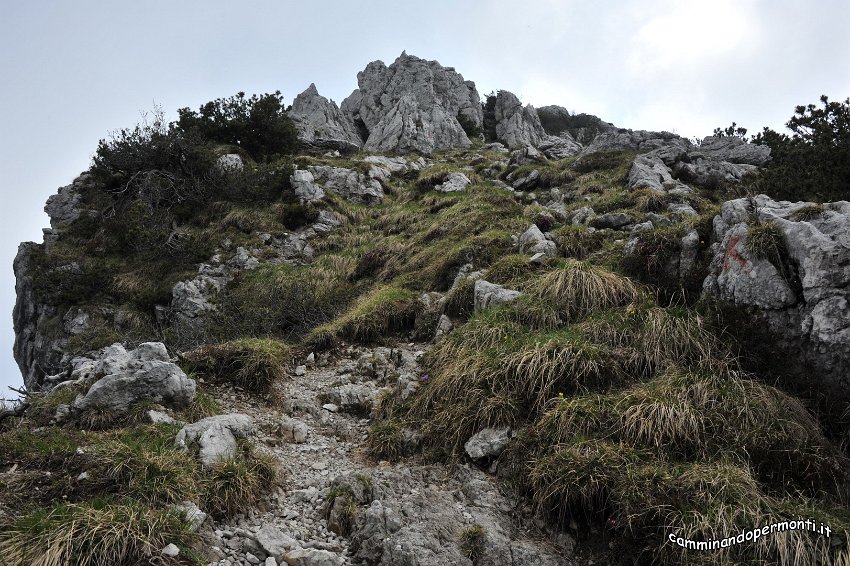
420, 374, 430, 382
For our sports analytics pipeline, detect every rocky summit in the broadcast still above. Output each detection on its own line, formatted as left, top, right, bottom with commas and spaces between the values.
3, 52, 850, 566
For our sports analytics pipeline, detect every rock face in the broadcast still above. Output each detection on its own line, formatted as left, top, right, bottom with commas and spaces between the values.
344, 466, 568, 566
341, 52, 482, 154
307, 166, 384, 205
536, 105, 617, 144
628, 155, 691, 194
692, 135, 771, 166
175, 413, 255, 468
579, 130, 689, 157
13, 243, 64, 391
289, 84, 363, 153
290, 170, 325, 203
493, 90, 548, 148
170, 246, 260, 332
71, 342, 196, 412
703, 195, 850, 401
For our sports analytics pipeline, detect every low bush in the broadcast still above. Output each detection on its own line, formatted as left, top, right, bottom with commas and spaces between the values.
176, 91, 299, 162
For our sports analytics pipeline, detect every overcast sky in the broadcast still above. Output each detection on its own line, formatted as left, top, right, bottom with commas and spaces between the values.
2, 0, 849, 398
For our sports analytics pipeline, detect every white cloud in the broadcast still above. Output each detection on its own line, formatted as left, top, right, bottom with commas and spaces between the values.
626, 0, 762, 78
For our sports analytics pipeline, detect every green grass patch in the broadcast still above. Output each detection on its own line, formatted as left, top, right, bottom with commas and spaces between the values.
306, 285, 420, 348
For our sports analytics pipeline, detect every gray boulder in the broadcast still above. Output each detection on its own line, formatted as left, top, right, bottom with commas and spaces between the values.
71, 342, 196, 413
290, 169, 325, 203
283, 548, 344, 566
508, 145, 548, 168
538, 133, 583, 159
693, 135, 771, 166
216, 153, 244, 172
280, 417, 309, 443
341, 52, 482, 154
493, 90, 548, 148
363, 155, 427, 174
252, 523, 299, 562
518, 224, 557, 257
628, 154, 691, 194
434, 171, 471, 193
289, 83, 363, 152
323, 384, 376, 415
308, 165, 384, 205
571, 206, 596, 225
590, 212, 633, 230
174, 413, 255, 468
474, 280, 522, 312
464, 427, 512, 460
703, 195, 850, 401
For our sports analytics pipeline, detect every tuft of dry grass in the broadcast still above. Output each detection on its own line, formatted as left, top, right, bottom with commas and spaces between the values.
182, 338, 291, 394
202, 445, 278, 518
0, 499, 195, 566
523, 259, 642, 326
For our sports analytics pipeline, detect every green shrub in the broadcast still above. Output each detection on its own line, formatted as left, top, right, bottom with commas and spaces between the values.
91, 107, 218, 202
750, 95, 850, 202
457, 111, 482, 139
177, 91, 299, 162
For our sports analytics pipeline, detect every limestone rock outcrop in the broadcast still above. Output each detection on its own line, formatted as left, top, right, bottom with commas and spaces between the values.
703, 195, 850, 400
70, 342, 196, 412
289, 83, 363, 153
175, 413, 255, 468
307, 165, 384, 205
340, 52, 482, 154
343, 467, 567, 565
493, 90, 548, 148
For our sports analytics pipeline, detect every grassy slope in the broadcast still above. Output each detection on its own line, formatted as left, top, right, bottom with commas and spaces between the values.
3, 142, 849, 565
